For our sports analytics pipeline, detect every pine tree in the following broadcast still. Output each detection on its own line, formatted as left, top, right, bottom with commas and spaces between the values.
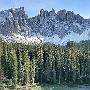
22, 49, 30, 85
0, 42, 3, 84
10, 49, 18, 86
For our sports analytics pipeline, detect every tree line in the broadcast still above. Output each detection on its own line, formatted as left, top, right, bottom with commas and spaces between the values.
0, 40, 90, 86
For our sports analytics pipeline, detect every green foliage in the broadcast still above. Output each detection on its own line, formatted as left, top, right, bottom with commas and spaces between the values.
1, 40, 90, 85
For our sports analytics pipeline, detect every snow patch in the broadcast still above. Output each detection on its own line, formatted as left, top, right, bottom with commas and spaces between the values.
1, 28, 90, 45
32, 28, 90, 45
0, 34, 45, 44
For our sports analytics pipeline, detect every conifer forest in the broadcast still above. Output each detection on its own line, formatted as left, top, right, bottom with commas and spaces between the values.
1, 40, 90, 87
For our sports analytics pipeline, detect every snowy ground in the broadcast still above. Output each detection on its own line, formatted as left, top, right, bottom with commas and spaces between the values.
0, 34, 44, 44
0, 28, 90, 45
32, 28, 90, 45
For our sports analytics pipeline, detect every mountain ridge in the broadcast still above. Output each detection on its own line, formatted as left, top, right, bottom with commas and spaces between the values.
28, 8, 90, 45
0, 7, 90, 45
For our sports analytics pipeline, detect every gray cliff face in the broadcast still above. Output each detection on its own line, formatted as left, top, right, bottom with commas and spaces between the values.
0, 7, 31, 36
0, 7, 90, 44
28, 9, 90, 38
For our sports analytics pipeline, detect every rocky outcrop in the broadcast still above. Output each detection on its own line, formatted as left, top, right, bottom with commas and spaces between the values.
28, 9, 90, 38
0, 7, 90, 45
0, 7, 31, 36
57, 9, 66, 21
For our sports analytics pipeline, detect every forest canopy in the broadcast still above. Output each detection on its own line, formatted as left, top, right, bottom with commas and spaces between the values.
0, 40, 90, 86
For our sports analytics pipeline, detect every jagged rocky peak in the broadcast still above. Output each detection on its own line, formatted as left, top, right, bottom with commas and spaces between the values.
28, 8, 85, 24
37, 8, 84, 22
57, 9, 66, 21
57, 9, 84, 22
49, 8, 55, 16
0, 7, 31, 36
40, 9, 45, 17
75, 14, 84, 24
66, 11, 75, 22
40, 9, 49, 18
1, 7, 90, 45
40, 8, 56, 17
28, 8, 90, 40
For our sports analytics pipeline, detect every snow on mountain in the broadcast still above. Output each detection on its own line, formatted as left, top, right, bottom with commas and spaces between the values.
0, 33, 44, 44
79, 28, 90, 41
0, 7, 31, 36
32, 33, 61, 45
60, 32, 80, 45
60, 28, 90, 45
0, 7, 90, 45
32, 27, 90, 45
28, 8, 90, 45
28, 9, 89, 39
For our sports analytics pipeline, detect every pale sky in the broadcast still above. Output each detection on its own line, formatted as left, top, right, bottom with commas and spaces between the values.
0, 0, 90, 19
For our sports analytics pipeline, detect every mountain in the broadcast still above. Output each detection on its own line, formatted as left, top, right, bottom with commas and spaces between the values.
0, 7, 43, 44
0, 7, 30, 36
28, 8, 90, 45
0, 7, 90, 45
